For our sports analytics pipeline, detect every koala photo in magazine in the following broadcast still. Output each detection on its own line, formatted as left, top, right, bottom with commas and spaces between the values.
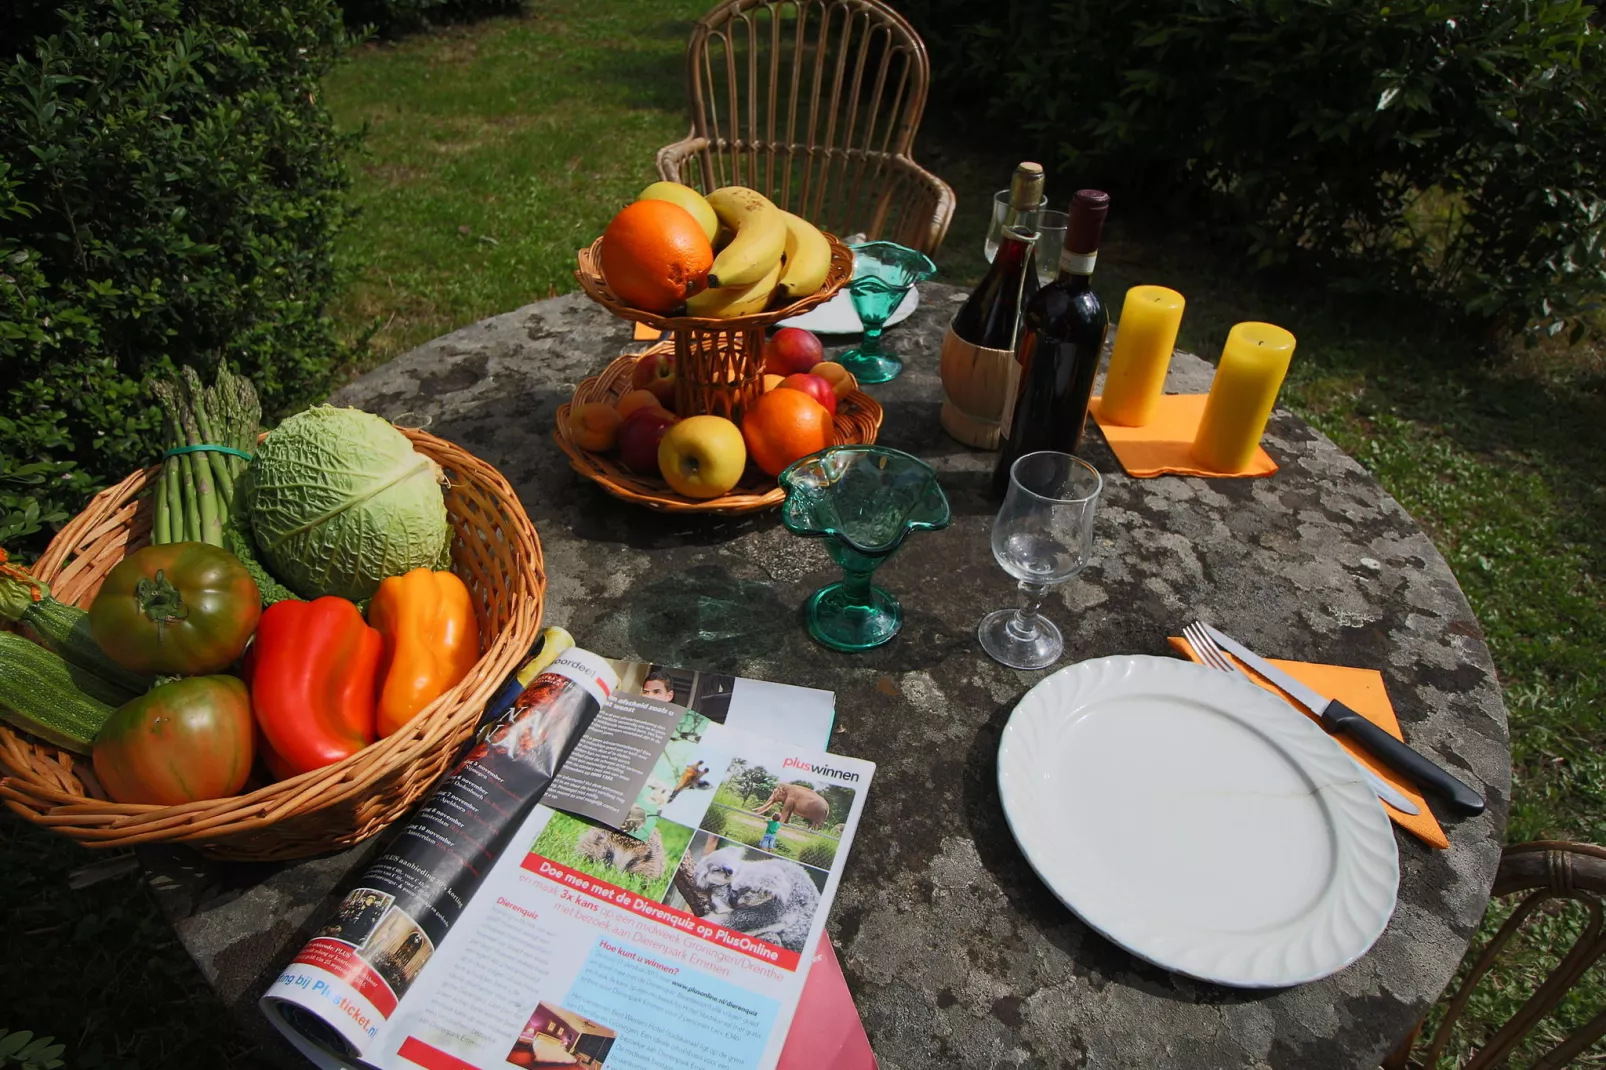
700, 854, 820, 952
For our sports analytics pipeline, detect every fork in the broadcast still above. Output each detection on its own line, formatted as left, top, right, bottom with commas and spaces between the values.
1182, 622, 1419, 815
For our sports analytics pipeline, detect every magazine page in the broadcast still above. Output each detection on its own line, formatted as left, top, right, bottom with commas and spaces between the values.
262, 641, 869, 1070
262, 647, 621, 1063
365, 721, 873, 1070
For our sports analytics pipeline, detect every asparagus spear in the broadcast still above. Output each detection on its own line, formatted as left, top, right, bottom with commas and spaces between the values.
185, 366, 235, 506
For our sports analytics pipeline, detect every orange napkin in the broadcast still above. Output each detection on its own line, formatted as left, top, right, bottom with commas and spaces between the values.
633, 322, 667, 341
1168, 636, 1448, 849
1089, 395, 1278, 479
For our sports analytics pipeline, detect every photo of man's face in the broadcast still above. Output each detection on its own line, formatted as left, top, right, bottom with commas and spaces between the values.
642, 675, 673, 702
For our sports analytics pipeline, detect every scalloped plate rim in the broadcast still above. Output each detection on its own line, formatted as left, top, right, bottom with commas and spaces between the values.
996, 654, 1399, 988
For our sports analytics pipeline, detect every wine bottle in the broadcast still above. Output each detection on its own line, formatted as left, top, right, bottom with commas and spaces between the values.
992, 189, 1111, 497
938, 162, 1045, 448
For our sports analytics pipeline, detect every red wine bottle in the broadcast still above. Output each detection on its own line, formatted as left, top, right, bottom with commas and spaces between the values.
992, 189, 1111, 496
938, 162, 1044, 447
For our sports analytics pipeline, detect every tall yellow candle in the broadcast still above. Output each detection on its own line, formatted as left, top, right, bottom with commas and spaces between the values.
1100, 285, 1186, 426
1191, 322, 1297, 472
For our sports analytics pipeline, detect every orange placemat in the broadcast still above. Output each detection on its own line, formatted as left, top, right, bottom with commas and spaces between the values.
633, 322, 667, 341
1089, 394, 1277, 479
1168, 636, 1448, 849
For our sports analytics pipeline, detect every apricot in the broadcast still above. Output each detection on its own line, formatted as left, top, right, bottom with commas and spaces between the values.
568, 402, 624, 452
616, 389, 662, 420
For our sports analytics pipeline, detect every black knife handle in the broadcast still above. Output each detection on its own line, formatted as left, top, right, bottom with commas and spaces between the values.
1324, 701, 1486, 816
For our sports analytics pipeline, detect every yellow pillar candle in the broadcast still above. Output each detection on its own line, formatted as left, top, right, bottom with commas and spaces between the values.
1100, 285, 1186, 426
1191, 321, 1297, 473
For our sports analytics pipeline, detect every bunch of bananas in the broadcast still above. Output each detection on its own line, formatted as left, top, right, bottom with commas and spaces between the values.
636, 182, 833, 319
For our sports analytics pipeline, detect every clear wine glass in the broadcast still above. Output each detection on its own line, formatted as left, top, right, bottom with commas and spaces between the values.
983, 188, 1049, 263
978, 451, 1102, 670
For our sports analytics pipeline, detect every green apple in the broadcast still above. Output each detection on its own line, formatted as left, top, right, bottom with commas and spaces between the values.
658, 415, 746, 499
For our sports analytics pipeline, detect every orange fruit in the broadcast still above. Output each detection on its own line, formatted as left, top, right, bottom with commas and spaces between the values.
811, 361, 858, 399
741, 388, 832, 477
568, 402, 623, 452
599, 201, 713, 313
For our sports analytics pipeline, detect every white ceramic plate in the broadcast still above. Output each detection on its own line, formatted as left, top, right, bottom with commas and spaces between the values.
997, 655, 1399, 987
775, 285, 919, 335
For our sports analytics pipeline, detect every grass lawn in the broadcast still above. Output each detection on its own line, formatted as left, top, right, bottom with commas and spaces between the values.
3, 3, 1603, 1067
703, 804, 839, 867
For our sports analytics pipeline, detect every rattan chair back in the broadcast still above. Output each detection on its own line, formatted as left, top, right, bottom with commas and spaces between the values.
657, 0, 955, 254
1383, 840, 1606, 1070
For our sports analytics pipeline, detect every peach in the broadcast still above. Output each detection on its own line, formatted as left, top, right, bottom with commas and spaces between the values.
568, 402, 623, 452
812, 361, 858, 399
763, 373, 785, 393
617, 389, 662, 420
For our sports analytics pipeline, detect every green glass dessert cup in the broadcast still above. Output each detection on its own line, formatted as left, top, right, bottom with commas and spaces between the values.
779, 446, 952, 652
838, 242, 937, 384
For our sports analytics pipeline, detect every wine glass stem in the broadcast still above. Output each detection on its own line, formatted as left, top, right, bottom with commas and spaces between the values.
841, 563, 876, 610
1008, 581, 1048, 641
860, 325, 884, 356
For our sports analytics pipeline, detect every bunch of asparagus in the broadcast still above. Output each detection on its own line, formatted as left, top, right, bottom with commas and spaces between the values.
151, 365, 261, 546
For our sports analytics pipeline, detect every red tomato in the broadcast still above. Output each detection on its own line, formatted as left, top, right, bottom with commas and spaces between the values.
93, 676, 255, 805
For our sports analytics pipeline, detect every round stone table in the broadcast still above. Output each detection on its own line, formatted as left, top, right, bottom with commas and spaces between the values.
144, 282, 1511, 1069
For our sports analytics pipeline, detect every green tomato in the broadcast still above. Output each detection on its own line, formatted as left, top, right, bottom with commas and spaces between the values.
92, 675, 255, 805
89, 542, 261, 675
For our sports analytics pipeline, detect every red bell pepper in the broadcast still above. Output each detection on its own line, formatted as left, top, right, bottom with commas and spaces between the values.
251, 596, 381, 775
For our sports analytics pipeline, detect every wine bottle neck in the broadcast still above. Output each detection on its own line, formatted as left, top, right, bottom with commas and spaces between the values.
1056, 245, 1097, 284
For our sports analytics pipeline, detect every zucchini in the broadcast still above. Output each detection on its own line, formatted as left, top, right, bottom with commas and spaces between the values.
0, 552, 148, 698
0, 633, 120, 753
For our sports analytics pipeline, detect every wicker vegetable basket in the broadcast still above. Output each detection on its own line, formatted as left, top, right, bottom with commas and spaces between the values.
556, 346, 884, 514
0, 428, 544, 861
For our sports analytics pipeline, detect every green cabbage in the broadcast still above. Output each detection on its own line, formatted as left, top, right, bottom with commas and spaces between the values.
249, 407, 450, 601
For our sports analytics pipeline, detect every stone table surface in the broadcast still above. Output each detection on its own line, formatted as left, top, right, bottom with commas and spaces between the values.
145, 282, 1511, 1070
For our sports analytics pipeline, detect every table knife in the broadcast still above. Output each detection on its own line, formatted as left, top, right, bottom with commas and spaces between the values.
1203, 624, 1486, 817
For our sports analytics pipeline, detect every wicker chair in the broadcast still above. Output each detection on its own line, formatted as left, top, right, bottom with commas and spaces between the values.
656, 0, 955, 255
1383, 841, 1606, 1070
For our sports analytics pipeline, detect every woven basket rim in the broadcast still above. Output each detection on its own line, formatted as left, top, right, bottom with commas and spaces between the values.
554, 349, 884, 514
0, 427, 545, 855
575, 232, 852, 331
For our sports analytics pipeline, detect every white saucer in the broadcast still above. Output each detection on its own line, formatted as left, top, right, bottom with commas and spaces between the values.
775, 286, 919, 335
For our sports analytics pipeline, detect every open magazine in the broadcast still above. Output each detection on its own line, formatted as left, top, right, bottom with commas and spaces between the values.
262, 645, 874, 1070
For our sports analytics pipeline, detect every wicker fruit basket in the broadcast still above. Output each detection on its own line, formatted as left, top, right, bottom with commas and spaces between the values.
575, 233, 854, 423
556, 346, 883, 514
0, 428, 544, 861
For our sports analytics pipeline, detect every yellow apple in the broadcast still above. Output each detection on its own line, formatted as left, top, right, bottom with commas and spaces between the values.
658, 415, 746, 498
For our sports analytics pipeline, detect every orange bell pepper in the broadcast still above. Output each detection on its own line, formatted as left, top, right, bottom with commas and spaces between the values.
370, 568, 481, 737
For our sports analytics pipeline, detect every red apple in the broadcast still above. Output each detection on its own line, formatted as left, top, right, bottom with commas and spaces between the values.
763, 327, 824, 375
779, 372, 837, 417
646, 376, 678, 411
631, 350, 676, 390
618, 408, 679, 474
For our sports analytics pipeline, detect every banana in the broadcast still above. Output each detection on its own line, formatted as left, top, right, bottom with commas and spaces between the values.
637, 181, 719, 244
705, 186, 786, 288
775, 210, 832, 300
686, 256, 783, 318
516, 626, 576, 686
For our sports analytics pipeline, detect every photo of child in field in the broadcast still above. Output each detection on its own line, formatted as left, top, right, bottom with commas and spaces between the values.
530, 811, 695, 900
696, 757, 853, 869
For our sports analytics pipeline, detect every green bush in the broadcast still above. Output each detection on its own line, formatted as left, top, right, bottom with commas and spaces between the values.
340, 0, 524, 38
699, 806, 728, 836
0, 0, 355, 556
901, 0, 1606, 340
797, 842, 837, 869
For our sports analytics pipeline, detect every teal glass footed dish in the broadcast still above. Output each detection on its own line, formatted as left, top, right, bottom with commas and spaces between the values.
779, 446, 952, 652
839, 242, 937, 385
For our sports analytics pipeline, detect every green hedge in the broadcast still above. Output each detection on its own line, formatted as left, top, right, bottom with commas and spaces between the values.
901, 0, 1606, 340
0, 0, 354, 555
